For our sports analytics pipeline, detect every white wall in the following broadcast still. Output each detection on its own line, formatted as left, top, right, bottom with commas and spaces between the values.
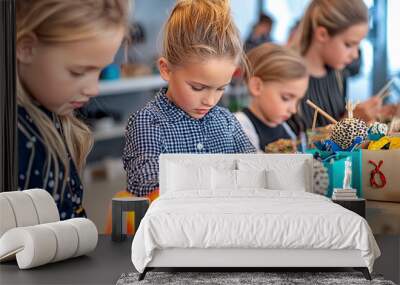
230, 0, 259, 40
124, 0, 259, 65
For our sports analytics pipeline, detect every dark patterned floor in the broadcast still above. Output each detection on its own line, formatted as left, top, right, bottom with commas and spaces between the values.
117, 271, 396, 285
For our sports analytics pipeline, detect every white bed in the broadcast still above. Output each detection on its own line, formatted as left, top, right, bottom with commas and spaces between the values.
131, 154, 380, 280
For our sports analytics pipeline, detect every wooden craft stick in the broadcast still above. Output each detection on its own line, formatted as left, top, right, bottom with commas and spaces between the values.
345, 100, 359, 119
388, 119, 394, 133
346, 101, 353, 119
380, 90, 391, 100
306, 99, 338, 124
376, 79, 394, 98
388, 117, 400, 133
312, 109, 318, 131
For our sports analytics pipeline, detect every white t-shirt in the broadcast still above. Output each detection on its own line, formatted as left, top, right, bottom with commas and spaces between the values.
235, 111, 261, 152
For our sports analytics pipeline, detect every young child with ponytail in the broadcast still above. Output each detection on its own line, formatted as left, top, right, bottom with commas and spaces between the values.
291, 0, 387, 128
236, 43, 309, 152
123, 0, 256, 198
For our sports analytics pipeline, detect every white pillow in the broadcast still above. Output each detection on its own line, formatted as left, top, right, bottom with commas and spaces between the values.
236, 169, 267, 189
211, 169, 268, 190
211, 168, 237, 190
266, 168, 306, 191
166, 158, 236, 172
167, 162, 211, 191
165, 158, 236, 192
237, 158, 307, 191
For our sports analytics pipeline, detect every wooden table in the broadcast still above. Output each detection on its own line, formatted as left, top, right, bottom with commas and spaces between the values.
332, 198, 365, 218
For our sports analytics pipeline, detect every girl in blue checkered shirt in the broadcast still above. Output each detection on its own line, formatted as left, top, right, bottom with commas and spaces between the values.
123, 0, 256, 197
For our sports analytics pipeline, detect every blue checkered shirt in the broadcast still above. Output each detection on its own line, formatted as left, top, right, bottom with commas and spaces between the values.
123, 87, 256, 196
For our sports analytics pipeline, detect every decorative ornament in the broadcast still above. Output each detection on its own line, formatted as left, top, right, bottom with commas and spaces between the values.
368, 122, 388, 141
368, 160, 386, 188
313, 159, 329, 195
330, 118, 368, 150
329, 101, 368, 150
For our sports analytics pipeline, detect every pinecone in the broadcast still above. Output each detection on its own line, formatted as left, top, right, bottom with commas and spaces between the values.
330, 118, 368, 150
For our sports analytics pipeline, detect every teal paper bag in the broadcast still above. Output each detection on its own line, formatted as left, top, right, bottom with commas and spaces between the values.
306, 150, 362, 198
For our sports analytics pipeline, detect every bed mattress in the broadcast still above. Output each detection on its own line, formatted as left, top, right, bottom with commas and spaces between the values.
131, 189, 380, 273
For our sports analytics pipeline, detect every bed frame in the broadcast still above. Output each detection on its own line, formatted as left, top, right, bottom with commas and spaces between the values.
138, 154, 372, 281
139, 248, 371, 280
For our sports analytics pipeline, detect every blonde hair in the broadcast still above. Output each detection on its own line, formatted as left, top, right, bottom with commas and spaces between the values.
162, 0, 245, 68
16, 0, 129, 196
246, 43, 308, 84
292, 0, 368, 55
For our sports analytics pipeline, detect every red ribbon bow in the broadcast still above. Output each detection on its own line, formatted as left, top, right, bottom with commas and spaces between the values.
368, 160, 386, 188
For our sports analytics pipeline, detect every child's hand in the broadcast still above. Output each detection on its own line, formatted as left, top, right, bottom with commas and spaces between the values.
379, 104, 399, 119
353, 96, 383, 123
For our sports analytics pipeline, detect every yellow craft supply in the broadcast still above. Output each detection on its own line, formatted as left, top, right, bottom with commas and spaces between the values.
389, 137, 400, 149
368, 136, 400, 150
368, 136, 390, 150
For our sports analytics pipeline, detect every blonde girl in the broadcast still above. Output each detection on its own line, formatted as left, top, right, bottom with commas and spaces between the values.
235, 43, 309, 152
17, 0, 129, 220
122, 0, 255, 197
291, 0, 381, 127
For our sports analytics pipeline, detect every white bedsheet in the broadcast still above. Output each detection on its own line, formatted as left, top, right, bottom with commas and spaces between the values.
131, 190, 380, 273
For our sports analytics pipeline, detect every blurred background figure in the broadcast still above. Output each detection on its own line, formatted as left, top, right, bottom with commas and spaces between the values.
244, 13, 274, 51
286, 20, 300, 47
